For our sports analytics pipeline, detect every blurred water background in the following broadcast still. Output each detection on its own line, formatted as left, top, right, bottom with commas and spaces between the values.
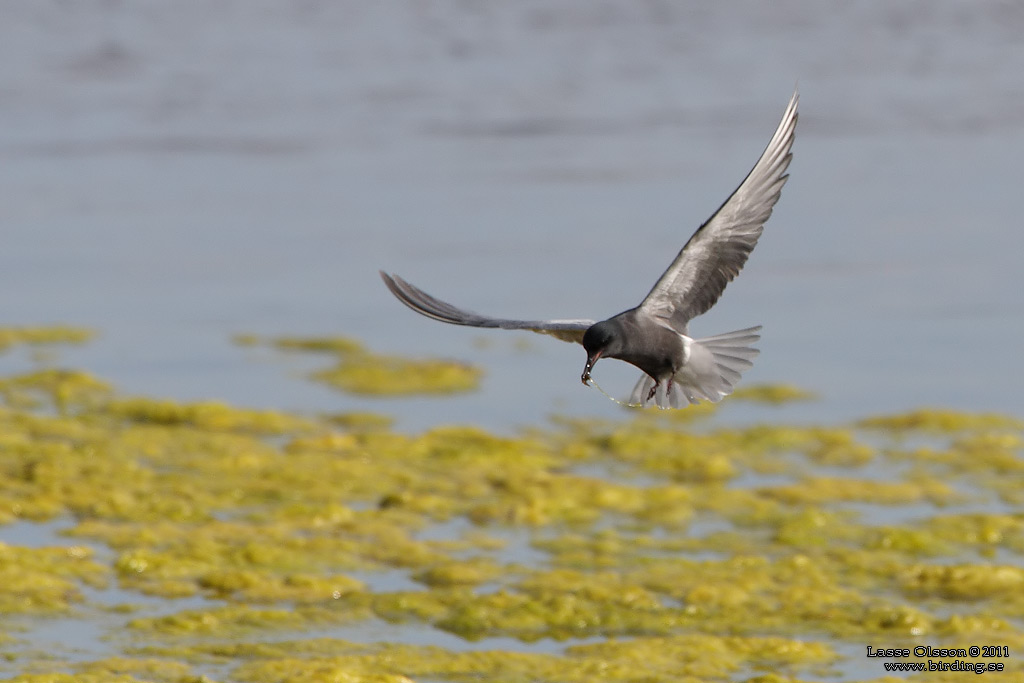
1, 1, 1022, 428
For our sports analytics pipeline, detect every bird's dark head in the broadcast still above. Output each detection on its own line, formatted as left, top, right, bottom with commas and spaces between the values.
581, 321, 617, 386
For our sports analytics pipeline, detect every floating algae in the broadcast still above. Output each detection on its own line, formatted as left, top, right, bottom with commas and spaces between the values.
0, 369, 112, 413
0, 332, 1022, 682
0, 542, 106, 614
238, 334, 483, 396
0, 326, 94, 353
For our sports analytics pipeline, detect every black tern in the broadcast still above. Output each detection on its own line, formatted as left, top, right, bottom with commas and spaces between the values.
381, 91, 798, 408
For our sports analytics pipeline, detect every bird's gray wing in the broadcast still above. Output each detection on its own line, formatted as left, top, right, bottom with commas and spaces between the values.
639, 91, 798, 330
381, 272, 594, 344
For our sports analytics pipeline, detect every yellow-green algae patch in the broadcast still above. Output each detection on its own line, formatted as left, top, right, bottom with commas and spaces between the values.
759, 476, 955, 506
0, 541, 107, 614
143, 634, 836, 683
858, 407, 1024, 434
900, 563, 1024, 601
73, 657, 197, 683
238, 334, 483, 396
0, 325, 94, 352
729, 383, 817, 405
1, 675, 158, 683
0, 369, 112, 412
104, 397, 317, 435
0, 354, 1022, 681
126, 603, 369, 637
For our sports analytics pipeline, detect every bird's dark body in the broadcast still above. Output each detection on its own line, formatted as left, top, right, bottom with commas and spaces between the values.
594, 310, 684, 380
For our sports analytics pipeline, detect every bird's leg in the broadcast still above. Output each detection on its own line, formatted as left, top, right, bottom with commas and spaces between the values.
646, 380, 659, 402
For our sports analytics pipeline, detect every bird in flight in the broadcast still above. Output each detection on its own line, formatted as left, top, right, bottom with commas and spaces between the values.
381, 91, 797, 409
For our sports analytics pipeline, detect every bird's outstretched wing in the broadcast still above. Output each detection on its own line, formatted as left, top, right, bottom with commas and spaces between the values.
381, 272, 594, 344
639, 91, 798, 331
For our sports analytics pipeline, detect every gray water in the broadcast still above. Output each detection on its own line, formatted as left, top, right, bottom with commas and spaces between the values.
2, 1, 1022, 432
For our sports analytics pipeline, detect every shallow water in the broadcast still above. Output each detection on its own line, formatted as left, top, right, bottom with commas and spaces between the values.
1, 2, 1023, 682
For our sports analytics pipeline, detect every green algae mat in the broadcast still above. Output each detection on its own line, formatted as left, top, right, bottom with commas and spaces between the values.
1, 327, 1023, 682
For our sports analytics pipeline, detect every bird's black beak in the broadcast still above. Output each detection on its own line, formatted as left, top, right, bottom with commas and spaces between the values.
581, 352, 601, 386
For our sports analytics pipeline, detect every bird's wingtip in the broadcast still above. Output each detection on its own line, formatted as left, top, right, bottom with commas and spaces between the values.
379, 271, 404, 298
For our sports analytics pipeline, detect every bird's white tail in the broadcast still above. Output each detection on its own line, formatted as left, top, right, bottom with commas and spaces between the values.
630, 326, 761, 409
